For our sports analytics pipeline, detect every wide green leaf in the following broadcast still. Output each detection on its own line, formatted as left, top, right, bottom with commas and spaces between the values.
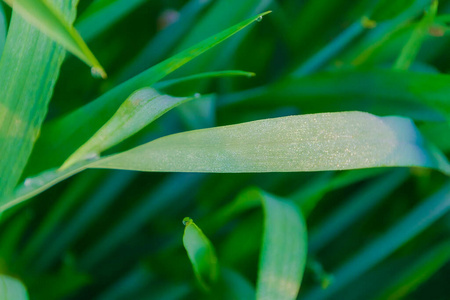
61, 88, 195, 169
3, 111, 449, 213
26, 11, 271, 176
182, 217, 219, 290
2, 0, 105, 77
0, 0, 78, 197
95, 111, 450, 173
0, 275, 29, 299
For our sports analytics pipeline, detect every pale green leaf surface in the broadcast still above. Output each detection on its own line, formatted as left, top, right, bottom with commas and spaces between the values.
182, 217, 219, 290
26, 11, 270, 176
2, 0, 105, 76
95, 112, 450, 174
0, 0, 78, 197
4, 111, 450, 213
257, 191, 307, 300
0, 275, 29, 300
61, 88, 194, 169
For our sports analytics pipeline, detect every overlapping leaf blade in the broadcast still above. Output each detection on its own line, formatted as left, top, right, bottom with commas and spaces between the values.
2, 0, 105, 76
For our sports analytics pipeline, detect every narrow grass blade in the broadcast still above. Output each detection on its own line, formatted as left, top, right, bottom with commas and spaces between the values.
0, 0, 78, 198
220, 70, 450, 122
154, 70, 255, 90
393, 1, 438, 70
257, 191, 307, 300
95, 112, 450, 174
76, 0, 146, 41
2, 0, 105, 77
182, 217, 219, 290
291, 20, 366, 77
61, 88, 195, 169
309, 169, 409, 252
303, 182, 450, 300
374, 240, 450, 300
27, 11, 271, 175
0, 275, 29, 299
115, 0, 212, 82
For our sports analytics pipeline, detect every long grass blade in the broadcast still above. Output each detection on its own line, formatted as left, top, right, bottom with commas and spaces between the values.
95, 112, 450, 174
2, 0, 105, 76
220, 70, 450, 122
26, 11, 271, 176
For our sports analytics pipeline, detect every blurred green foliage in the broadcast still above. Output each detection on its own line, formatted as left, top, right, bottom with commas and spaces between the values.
1, 0, 450, 299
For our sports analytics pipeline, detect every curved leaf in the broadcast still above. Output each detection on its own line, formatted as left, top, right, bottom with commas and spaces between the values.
95, 111, 450, 174
182, 217, 219, 290
61, 88, 195, 169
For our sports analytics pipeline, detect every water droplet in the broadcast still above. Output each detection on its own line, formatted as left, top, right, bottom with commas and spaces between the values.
194, 93, 201, 98
24, 178, 33, 187
256, 16, 263, 22
182, 217, 192, 226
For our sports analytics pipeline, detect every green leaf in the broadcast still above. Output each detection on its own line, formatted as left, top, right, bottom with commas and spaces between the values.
182, 217, 219, 290
2, 0, 105, 76
221, 70, 450, 122
0, 0, 78, 198
26, 11, 271, 176
95, 112, 450, 174
0, 275, 29, 299
257, 191, 307, 300
61, 88, 195, 169
3, 111, 449, 213
154, 70, 255, 90
393, 0, 438, 70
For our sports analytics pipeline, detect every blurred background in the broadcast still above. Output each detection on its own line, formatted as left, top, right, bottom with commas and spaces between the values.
1, 0, 450, 299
